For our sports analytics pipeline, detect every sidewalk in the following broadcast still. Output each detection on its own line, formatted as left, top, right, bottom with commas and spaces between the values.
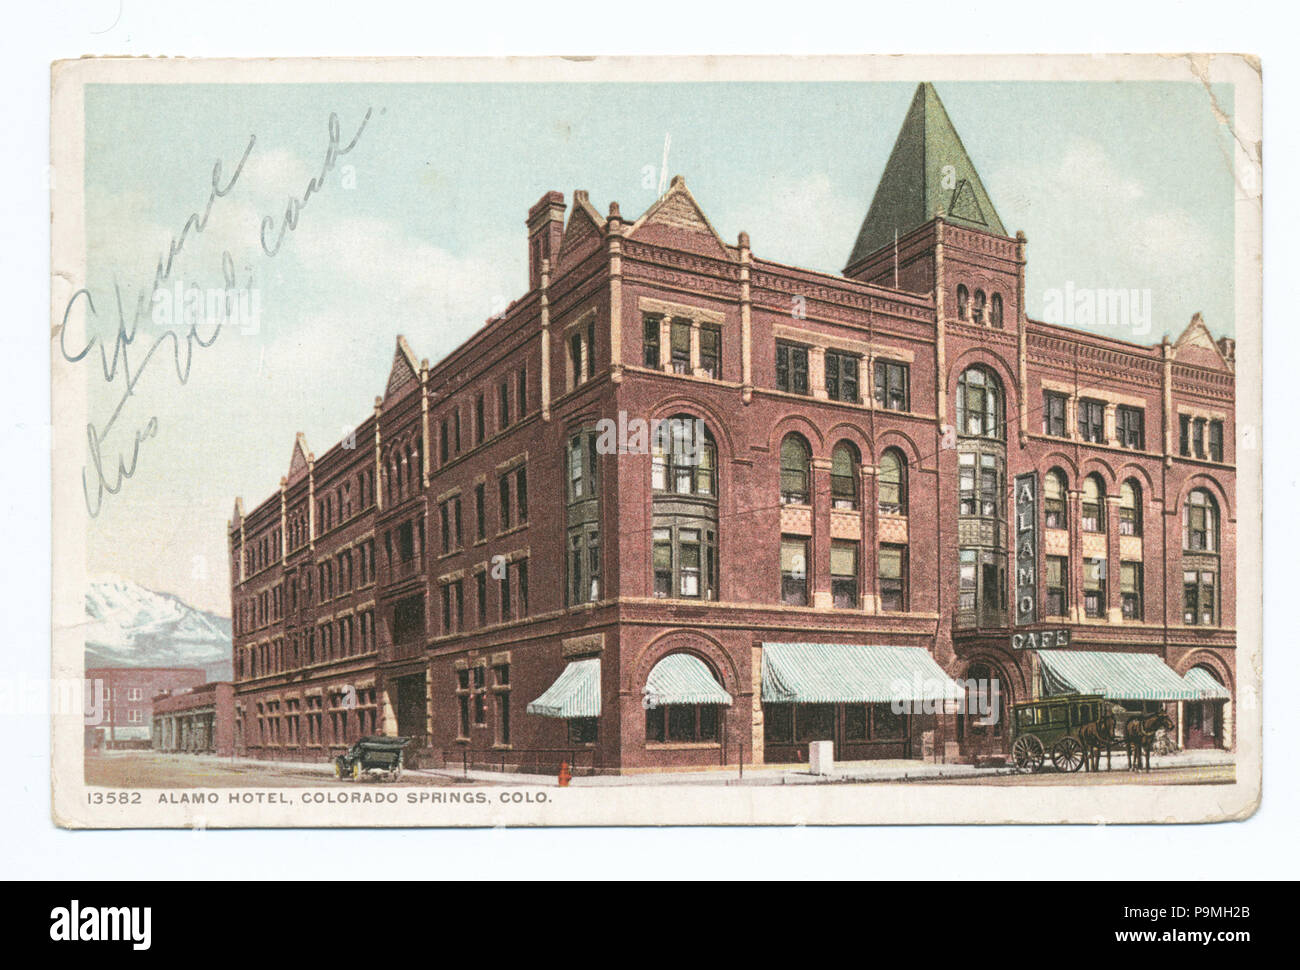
420, 747, 1236, 787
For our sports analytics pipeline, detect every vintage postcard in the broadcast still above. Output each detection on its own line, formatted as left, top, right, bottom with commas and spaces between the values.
50, 54, 1261, 827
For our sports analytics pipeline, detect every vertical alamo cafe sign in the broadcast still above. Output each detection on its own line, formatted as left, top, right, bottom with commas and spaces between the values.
1014, 472, 1037, 625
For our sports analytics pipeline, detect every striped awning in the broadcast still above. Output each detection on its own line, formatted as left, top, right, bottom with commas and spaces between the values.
761, 643, 964, 704
526, 658, 601, 719
1037, 650, 1200, 701
644, 654, 733, 708
1183, 666, 1232, 701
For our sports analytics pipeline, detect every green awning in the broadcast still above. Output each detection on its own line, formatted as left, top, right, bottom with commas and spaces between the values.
526, 658, 601, 719
1183, 667, 1231, 701
644, 654, 733, 708
761, 642, 964, 704
1037, 650, 1200, 701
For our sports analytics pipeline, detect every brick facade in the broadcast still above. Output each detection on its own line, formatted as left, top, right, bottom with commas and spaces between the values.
229, 84, 1235, 772
84, 667, 207, 750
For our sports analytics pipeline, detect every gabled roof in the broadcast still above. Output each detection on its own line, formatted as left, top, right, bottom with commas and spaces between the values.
628, 175, 731, 259
384, 335, 421, 401
846, 82, 1006, 270
555, 190, 606, 272
1172, 312, 1233, 372
287, 432, 312, 484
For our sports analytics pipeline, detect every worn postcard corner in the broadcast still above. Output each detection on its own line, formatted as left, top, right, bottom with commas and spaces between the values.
50, 53, 1261, 828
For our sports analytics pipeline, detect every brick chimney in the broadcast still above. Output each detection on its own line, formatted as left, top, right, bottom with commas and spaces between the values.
527, 191, 566, 291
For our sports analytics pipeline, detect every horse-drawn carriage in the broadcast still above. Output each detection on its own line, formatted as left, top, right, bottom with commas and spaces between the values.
333, 736, 411, 782
1009, 694, 1175, 773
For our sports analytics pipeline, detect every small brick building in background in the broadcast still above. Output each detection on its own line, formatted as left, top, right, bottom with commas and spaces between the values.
152, 682, 236, 757
84, 667, 206, 750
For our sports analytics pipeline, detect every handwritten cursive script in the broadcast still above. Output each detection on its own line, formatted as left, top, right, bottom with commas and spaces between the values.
57, 109, 374, 517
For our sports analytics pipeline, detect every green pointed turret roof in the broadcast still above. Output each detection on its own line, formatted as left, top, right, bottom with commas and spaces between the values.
846, 83, 1006, 270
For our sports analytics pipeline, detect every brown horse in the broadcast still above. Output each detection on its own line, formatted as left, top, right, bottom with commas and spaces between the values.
1124, 711, 1175, 771
1077, 710, 1117, 772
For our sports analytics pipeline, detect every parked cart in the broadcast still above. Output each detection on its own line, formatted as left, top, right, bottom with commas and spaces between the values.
333, 736, 411, 782
1009, 694, 1117, 772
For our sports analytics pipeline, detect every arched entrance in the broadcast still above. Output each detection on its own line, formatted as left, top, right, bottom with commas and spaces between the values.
1184, 664, 1229, 750
956, 659, 1014, 762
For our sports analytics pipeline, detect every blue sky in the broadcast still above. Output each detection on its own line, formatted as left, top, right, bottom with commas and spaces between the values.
77, 80, 1236, 611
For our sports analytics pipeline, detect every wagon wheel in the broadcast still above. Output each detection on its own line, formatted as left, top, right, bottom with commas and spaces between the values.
1051, 737, 1085, 773
351, 760, 362, 782
333, 759, 343, 780
1012, 735, 1045, 772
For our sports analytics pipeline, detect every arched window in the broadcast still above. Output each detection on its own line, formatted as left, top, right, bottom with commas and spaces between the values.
643, 653, 732, 743
1184, 489, 1218, 552
1120, 479, 1142, 536
1044, 469, 1067, 528
780, 433, 811, 505
990, 293, 1004, 328
973, 289, 987, 324
878, 448, 907, 515
1081, 475, 1105, 532
956, 366, 1004, 439
652, 416, 717, 497
957, 284, 970, 321
831, 441, 859, 510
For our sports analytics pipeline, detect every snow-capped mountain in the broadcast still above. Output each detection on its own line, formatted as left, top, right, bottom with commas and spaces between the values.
84, 577, 232, 680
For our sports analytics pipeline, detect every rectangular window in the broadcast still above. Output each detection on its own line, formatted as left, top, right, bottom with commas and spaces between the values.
516, 366, 528, 417
653, 528, 673, 598
460, 670, 475, 733
1084, 558, 1106, 618
1120, 562, 1143, 620
439, 503, 451, 554
873, 360, 909, 411
517, 560, 528, 616
586, 320, 596, 379
587, 533, 600, 601
453, 409, 461, 453
642, 314, 661, 367
475, 394, 486, 445
831, 540, 859, 609
570, 331, 583, 386
454, 497, 463, 549
473, 666, 487, 726
568, 717, 598, 744
780, 537, 808, 606
670, 319, 691, 374
1043, 391, 1068, 437
500, 564, 512, 621
1184, 570, 1217, 626
440, 584, 452, 632
1179, 414, 1191, 456
439, 418, 450, 464
776, 342, 809, 395
495, 664, 511, 746
825, 351, 860, 403
499, 379, 511, 430
959, 549, 977, 613
878, 544, 906, 612
476, 571, 488, 626
1192, 418, 1206, 459
1209, 420, 1224, 462
499, 476, 512, 530
515, 466, 528, 523
1078, 398, 1105, 443
958, 453, 976, 516
475, 483, 486, 541
1117, 405, 1145, 450
678, 528, 701, 598
700, 325, 721, 379
1046, 556, 1068, 617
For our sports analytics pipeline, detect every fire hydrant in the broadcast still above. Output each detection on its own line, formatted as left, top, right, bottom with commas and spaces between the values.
558, 761, 572, 787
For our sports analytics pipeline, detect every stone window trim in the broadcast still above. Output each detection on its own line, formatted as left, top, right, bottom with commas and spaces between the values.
1037, 379, 1153, 449
639, 298, 725, 379
562, 309, 598, 390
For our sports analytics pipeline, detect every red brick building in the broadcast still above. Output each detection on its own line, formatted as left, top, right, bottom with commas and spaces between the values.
152, 682, 236, 757
229, 83, 1235, 772
84, 667, 207, 750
